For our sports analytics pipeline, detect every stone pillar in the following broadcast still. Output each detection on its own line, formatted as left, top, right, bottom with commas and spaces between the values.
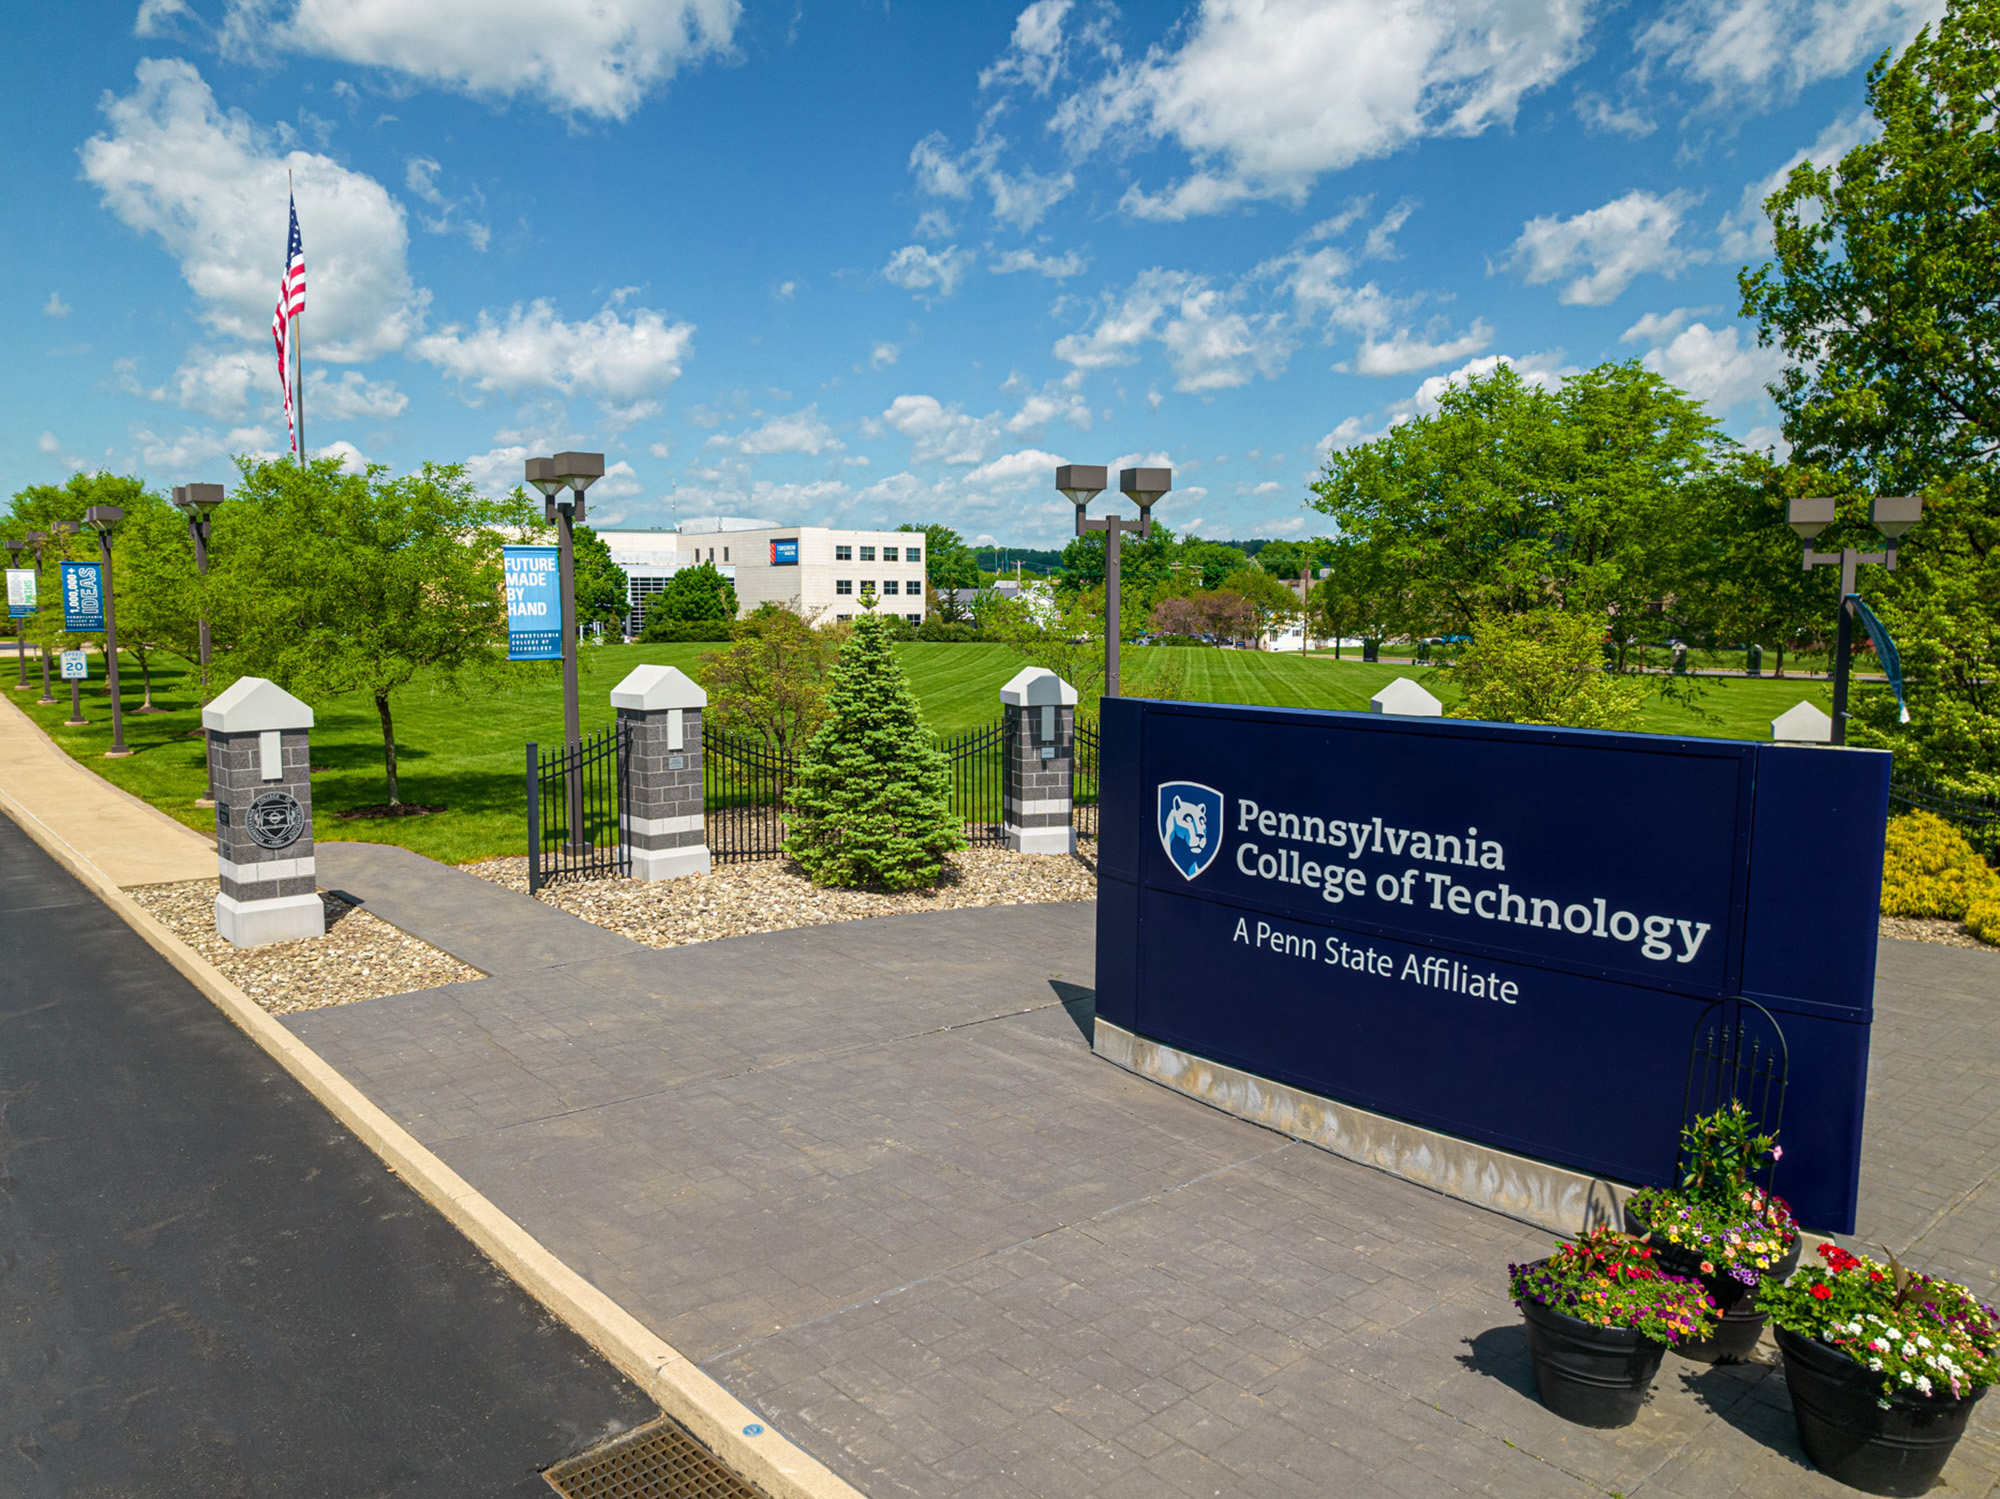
204, 676, 322, 946
1001, 666, 1077, 855
613, 664, 712, 880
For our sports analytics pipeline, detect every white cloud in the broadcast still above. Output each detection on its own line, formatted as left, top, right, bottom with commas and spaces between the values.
309, 368, 409, 420
990, 246, 1089, 279
1572, 91, 1654, 137
595, 459, 643, 498
80, 59, 422, 361
135, 0, 194, 35
1054, 268, 1292, 393
1621, 311, 1783, 410
415, 299, 694, 402
38, 431, 61, 455
1505, 189, 1697, 305
159, 347, 269, 419
314, 439, 369, 472
720, 406, 844, 456
44, 292, 70, 318
964, 447, 1068, 488
1056, 0, 1592, 218
1362, 198, 1417, 260
870, 341, 900, 370
1348, 319, 1494, 376
464, 444, 531, 496
404, 156, 490, 251
649, 441, 672, 458
227, 0, 741, 121
882, 243, 976, 299
1639, 0, 1942, 108
772, 279, 798, 300
980, 0, 1072, 94
132, 422, 278, 473
874, 394, 1002, 465
1004, 378, 1092, 435
1408, 351, 1570, 415
1717, 110, 1874, 259
907, 129, 1073, 231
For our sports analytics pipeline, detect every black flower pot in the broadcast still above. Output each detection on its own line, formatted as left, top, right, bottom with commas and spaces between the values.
1776, 1326, 1988, 1496
1624, 1200, 1800, 1363
1651, 1233, 1801, 1363
1518, 1280, 1669, 1428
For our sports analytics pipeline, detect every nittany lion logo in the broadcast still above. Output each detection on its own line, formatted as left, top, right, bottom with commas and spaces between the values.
1157, 781, 1225, 880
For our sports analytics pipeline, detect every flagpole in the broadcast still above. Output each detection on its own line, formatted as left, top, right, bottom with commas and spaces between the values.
290, 172, 304, 464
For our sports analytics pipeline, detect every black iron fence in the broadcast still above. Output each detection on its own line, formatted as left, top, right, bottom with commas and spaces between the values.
939, 718, 1007, 847
1890, 772, 2000, 861
1073, 719, 1099, 842
704, 724, 796, 864
527, 723, 631, 893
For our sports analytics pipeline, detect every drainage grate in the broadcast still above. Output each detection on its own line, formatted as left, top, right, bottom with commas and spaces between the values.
543, 1416, 766, 1499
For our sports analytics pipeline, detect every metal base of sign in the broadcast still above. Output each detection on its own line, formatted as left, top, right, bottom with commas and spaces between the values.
1090, 1017, 1636, 1237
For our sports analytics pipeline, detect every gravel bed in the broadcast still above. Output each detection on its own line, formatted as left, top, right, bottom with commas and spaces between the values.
461, 846, 1097, 947
1879, 915, 2000, 953
128, 880, 484, 1015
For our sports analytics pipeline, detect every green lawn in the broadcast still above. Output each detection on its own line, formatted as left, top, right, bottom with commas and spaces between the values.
7, 639, 1848, 864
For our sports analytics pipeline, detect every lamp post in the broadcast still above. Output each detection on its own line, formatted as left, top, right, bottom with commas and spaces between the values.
1787, 494, 1923, 747
84, 505, 130, 757
1057, 464, 1171, 699
174, 483, 226, 802
25, 531, 54, 704
4, 538, 27, 690
51, 520, 87, 724
525, 451, 603, 850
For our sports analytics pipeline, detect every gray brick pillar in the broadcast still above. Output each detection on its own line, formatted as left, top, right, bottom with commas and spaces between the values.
613, 663, 711, 880
203, 676, 322, 946
1001, 666, 1077, 855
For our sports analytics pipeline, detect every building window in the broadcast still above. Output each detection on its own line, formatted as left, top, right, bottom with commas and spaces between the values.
860, 580, 876, 593
883, 546, 899, 562
835, 545, 851, 561
836, 579, 852, 595
723, 547, 729, 562
906, 547, 921, 564
859, 546, 875, 561
836, 613, 852, 622
882, 580, 898, 595
906, 613, 922, 625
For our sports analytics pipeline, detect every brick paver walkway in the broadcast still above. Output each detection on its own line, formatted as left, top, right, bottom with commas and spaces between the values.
287, 882, 2000, 1499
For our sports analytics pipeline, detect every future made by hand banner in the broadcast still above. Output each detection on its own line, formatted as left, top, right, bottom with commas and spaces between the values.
61, 561, 103, 632
5, 568, 35, 618
503, 545, 562, 661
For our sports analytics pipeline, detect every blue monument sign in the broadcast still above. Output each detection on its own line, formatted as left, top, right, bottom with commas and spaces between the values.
1095, 698, 1889, 1232
503, 545, 562, 661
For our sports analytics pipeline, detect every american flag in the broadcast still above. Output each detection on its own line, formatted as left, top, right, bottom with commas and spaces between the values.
271, 195, 305, 458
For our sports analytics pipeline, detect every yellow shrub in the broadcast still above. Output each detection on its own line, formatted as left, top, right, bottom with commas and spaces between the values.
1879, 811, 2000, 919
1967, 891, 2000, 945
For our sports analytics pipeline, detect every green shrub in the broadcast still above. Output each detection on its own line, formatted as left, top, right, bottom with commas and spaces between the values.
639, 618, 734, 643
1966, 889, 2000, 945
785, 611, 963, 888
1879, 811, 2000, 918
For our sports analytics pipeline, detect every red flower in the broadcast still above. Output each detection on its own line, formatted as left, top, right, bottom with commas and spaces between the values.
1811, 1283, 1832, 1300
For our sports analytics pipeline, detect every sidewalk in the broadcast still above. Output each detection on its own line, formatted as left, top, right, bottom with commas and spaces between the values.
0, 690, 213, 886
292, 851, 2000, 1499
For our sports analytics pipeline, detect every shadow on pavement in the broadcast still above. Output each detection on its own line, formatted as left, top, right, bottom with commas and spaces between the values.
1050, 979, 1094, 1045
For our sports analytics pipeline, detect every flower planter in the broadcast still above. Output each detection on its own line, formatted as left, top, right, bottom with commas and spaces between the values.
1652, 1232, 1802, 1362
1518, 1275, 1670, 1428
1777, 1326, 1988, 1496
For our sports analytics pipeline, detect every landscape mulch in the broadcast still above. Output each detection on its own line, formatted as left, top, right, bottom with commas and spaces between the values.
128, 880, 483, 1015
461, 846, 1099, 948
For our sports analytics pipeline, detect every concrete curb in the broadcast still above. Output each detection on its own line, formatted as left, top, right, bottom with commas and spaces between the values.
0, 784, 867, 1499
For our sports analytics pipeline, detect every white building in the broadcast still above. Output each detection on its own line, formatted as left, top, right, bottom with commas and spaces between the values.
593, 520, 928, 634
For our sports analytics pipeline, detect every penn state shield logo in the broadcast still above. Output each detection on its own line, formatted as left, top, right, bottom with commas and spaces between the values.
1157, 781, 1224, 881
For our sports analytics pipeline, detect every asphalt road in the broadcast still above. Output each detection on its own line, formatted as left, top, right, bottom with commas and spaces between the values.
0, 814, 658, 1497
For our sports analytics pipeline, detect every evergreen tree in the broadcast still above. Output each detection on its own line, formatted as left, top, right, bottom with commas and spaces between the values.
785, 609, 962, 888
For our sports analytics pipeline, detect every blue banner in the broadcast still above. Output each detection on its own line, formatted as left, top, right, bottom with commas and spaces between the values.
504, 546, 562, 661
1849, 595, 1910, 724
61, 561, 103, 632
1095, 699, 1890, 1233
770, 538, 799, 566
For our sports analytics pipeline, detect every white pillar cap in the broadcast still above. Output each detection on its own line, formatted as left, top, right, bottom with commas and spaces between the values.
1369, 677, 1443, 717
611, 663, 708, 711
1771, 701, 1833, 742
202, 677, 313, 732
1000, 666, 1078, 707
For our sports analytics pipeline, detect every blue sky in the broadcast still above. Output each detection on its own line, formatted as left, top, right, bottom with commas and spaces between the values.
2, 0, 1937, 545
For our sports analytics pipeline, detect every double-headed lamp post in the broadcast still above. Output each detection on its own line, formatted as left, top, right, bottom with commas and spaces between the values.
1786, 494, 1923, 747
523, 452, 604, 753
1057, 464, 1172, 699
83, 505, 130, 757
3, 538, 26, 690
174, 483, 225, 803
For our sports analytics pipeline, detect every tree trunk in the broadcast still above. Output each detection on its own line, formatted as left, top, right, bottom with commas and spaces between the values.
1775, 643, 1785, 679
376, 691, 401, 807
137, 649, 155, 710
